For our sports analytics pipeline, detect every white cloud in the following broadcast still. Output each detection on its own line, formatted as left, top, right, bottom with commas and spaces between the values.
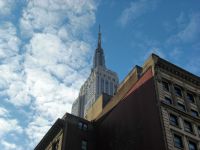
167, 13, 200, 44
118, 0, 158, 26
0, 22, 30, 107
18, 0, 97, 148
0, 22, 20, 59
0, 118, 23, 138
0, 107, 8, 116
0, 0, 14, 16
20, 0, 96, 38
0, 0, 97, 149
177, 13, 200, 42
1, 140, 23, 150
25, 116, 52, 148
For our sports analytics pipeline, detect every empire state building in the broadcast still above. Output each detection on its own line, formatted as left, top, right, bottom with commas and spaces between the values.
71, 26, 119, 118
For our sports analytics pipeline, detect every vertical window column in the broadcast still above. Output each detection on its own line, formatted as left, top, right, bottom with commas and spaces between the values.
110, 82, 113, 95
195, 96, 200, 114
170, 83, 178, 106
105, 80, 108, 94
101, 78, 104, 93
182, 88, 191, 112
97, 76, 99, 96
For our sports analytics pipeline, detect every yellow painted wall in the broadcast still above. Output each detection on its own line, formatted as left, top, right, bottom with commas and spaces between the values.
85, 95, 103, 121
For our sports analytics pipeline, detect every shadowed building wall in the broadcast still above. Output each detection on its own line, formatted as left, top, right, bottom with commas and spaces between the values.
95, 68, 166, 150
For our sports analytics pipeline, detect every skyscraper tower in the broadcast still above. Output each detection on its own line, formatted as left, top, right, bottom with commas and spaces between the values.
72, 26, 119, 118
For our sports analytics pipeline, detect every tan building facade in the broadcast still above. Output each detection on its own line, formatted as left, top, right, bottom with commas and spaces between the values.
154, 55, 200, 150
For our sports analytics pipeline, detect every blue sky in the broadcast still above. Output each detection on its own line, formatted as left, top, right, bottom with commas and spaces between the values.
0, 0, 199, 149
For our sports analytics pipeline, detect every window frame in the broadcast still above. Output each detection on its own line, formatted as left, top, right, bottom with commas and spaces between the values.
174, 86, 182, 97
52, 140, 59, 150
188, 140, 198, 150
177, 102, 186, 112
183, 120, 193, 133
78, 122, 83, 129
191, 109, 199, 117
81, 140, 87, 150
78, 122, 88, 131
187, 92, 195, 104
197, 126, 200, 137
162, 80, 170, 92
163, 96, 172, 104
173, 134, 184, 149
169, 114, 179, 127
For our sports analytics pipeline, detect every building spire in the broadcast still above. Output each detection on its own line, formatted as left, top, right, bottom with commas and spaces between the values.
93, 25, 106, 68
98, 24, 101, 48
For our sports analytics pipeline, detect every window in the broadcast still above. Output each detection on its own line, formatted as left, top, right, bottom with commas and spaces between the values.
170, 114, 179, 126
174, 134, 183, 149
83, 124, 88, 131
97, 76, 100, 95
101, 78, 104, 92
52, 140, 59, 150
78, 122, 88, 131
198, 126, 200, 136
78, 122, 83, 129
162, 81, 169, 91
81, 140, 87, 150
191, 109, 199, 117
114, 85, 117, 92
110, 82, 113, 95
184, 120, 193, 133
188, 141, 197, 150
174, 86, 182, 97
163, 97, 172, 104
105, 80, 108, 93
177, 103, 186, 112
187, 93, 195, 103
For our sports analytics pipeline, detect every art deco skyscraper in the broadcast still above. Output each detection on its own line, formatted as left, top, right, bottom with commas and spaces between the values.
71, 26, 119, 118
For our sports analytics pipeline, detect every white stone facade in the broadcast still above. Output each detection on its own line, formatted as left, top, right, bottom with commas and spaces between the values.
71, 27, 119, 118
83, 66, 118, 116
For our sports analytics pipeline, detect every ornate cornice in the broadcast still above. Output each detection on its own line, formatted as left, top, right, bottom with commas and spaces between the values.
154, 55, 200, 87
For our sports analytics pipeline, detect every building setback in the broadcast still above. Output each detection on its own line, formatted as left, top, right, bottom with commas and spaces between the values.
35, 54, 200, 150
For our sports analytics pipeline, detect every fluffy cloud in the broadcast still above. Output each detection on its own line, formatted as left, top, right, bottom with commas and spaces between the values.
20, 0, 96, 38
0, 22, 30, 107
118, 0, 158, 26
0, 0, 14, 16
1, 139, 23, 150
19, 0, 96, 148
0, 117, 23, 138
0, 107, 23, 149
1, 140, 17, 150
0, 0, 97, 149
0, 107, 8, 116
0, 22, 20, 59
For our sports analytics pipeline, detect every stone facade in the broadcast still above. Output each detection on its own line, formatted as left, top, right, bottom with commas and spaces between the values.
154, 55, 200, 150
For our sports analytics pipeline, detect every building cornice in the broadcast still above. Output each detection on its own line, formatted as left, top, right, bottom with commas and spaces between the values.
153, 54, 200, 87
34, 119, 65, 150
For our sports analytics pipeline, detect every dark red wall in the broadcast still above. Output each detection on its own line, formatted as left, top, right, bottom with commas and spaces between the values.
95, 75, 166, 150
